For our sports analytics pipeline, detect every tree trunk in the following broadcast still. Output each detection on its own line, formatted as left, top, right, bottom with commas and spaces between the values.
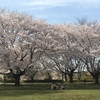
69, 74, 73, 83
14, 74, 20, 86
88, 71, 99, 84
64, 73, 67, 82
78, 72, 81, 81
93, 74, 99, 84
62, 73, 64, 81
68, 70, 74, 83
30, 76, 34, 81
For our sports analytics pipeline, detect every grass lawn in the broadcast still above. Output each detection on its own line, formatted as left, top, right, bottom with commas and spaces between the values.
0, 82, 100, 100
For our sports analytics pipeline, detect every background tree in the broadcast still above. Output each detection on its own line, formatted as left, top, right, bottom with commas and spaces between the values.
73, 20, 100, 84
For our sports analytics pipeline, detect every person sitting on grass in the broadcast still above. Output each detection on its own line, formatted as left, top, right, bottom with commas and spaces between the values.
51, 82, 59, 90
51, 82, 55, 90
60, 82, 66, 90
55, 83, 59, 90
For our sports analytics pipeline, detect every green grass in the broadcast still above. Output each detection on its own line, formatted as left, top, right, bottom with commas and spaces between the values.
0, 82, 100, 100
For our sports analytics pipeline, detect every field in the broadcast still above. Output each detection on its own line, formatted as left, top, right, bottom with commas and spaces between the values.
0, 82, 100, 100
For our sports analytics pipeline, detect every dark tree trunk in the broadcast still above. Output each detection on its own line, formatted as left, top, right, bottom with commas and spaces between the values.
30, 77, 34, 81
14, 74, 21, 86
93, 74, 99, 84
88, 71, 99, 84
69, 74, 73, 83
68, 70, 74, 83
64, 73, 67, 82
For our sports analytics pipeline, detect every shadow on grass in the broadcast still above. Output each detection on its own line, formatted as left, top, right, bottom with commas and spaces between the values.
0, 85, 62, 97
66, 82, 100, 90
0, 82, 100, 97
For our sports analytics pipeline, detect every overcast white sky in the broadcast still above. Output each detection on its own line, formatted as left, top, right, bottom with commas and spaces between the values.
0, 0, 100, 24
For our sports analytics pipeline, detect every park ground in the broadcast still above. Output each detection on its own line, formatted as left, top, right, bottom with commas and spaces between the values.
0, 82, 100, 100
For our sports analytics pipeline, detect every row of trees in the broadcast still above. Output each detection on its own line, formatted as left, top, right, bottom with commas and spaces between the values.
0, 9, 100, 85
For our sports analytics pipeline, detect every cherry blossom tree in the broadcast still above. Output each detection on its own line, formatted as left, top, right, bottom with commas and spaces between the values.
43, 23, 79, 83
0, 9, 52, 85
72, 20, 100, 84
